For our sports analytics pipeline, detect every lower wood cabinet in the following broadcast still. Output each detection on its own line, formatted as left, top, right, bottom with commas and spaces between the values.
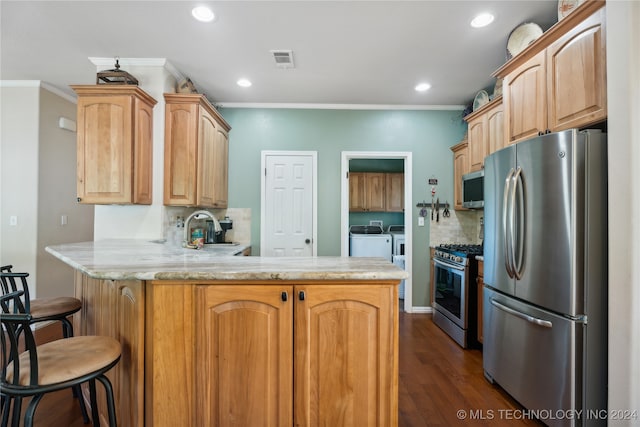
74, 273, 398, 427
74, 272, 145, 427
148, 281, 398, 427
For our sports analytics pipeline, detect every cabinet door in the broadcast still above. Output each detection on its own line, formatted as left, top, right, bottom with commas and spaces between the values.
133, 97, 154, 204
196, 285, 293, 427
294, 284, 397, 427
503, 50, 547, 145
546, 7, 606, 131
451, 142, 469, 210
212, 127, 229, 208
467, 115, 487, 172
196, 108, 218, 207
486, 101, 505, 154
74, 273, 145, 427
164, 102, 198, 205
349, 172, 366, 211
77, 95, 133, 204
385, 173, 404, 212
365, 173, 386, 212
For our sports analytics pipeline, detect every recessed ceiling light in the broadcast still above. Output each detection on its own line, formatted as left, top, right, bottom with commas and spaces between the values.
471, 13, 495, 28
192, 6, 215, 22
237, 78, 252, 88
415, 83, 431, 92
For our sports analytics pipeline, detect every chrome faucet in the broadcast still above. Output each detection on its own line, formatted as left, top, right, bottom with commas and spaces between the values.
183, 210, 222, 246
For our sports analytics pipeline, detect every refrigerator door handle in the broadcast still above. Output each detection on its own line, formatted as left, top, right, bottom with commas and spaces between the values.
511, 167, 525, 280
503, 168, 516, 278
490, 299, 553, 328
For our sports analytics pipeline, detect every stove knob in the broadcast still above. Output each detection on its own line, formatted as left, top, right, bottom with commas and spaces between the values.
454, 256, 463, 263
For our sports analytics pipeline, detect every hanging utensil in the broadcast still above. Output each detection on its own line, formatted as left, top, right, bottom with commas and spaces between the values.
443, 201, 450, 217
436, 198, 440, 222
431, 197, 434, 221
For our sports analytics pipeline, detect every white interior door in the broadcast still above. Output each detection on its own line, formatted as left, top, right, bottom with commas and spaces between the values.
261, 152, 316, 256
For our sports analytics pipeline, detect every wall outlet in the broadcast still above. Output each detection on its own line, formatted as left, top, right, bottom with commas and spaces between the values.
418, 217, 425, 226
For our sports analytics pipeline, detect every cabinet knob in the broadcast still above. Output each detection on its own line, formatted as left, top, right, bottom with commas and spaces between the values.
299, 291, 306, 301
281, 291, 288, 302
77, 197, 82, 203
305, 239, 311, 244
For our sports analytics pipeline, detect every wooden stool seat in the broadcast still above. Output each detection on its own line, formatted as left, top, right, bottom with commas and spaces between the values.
6, 336, 121, 387
29, 296, 82, 320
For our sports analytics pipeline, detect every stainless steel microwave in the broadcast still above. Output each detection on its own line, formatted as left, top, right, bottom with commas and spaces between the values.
462, 170, 484, 209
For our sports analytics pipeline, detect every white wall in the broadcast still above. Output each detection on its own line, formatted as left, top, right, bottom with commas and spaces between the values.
0, 84, 40, 284
36, 87, 94, 297
607, 2, 640, 423
92, 60, 177, 241
0, 81, 94, 298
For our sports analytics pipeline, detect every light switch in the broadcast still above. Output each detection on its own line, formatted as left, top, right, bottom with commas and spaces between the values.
418, 217, 425, 226
9, 216, 17, 226
61, 215, 68, 226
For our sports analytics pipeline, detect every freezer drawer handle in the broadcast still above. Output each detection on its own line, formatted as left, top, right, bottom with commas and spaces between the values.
490, 299, 553, 328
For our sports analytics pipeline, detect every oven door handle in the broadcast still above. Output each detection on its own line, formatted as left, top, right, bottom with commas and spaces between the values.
490, 299, 553, 328
434, 258, 466, 271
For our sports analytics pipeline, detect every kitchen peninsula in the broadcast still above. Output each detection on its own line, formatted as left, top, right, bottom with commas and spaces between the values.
46, 240, 408, 427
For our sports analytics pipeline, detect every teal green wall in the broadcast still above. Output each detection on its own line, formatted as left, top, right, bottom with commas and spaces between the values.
219, 107, 466, 306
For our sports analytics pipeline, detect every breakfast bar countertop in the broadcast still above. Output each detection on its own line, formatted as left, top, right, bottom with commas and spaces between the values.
45, 239, 409, 282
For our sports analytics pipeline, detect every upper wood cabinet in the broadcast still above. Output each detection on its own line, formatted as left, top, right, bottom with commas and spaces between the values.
72, 85, 157, 204
451, 140, 469, 211
385, 173, 405, 212
163, 94, 231, 208
465, 97, 505, 171
349, 172, 386, 212
496, 1, 606, 145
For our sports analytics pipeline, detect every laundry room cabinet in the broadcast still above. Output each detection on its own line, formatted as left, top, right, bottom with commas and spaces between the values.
349, 172, 386, 212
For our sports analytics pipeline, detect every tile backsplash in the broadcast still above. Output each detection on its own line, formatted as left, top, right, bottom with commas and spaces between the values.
429, 209, 483, 246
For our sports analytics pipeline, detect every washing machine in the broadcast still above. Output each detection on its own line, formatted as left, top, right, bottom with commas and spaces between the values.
388, 225, 406, 298
349, 225, 392, 261
387, 225, 405, 255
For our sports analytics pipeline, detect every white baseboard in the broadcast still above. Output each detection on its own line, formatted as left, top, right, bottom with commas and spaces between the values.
407, 306, 433, 314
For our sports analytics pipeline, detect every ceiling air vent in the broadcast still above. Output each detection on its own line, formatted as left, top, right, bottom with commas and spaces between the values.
270, 50, 295, 69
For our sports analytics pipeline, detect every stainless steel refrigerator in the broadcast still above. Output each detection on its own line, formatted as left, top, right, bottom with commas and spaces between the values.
483, 129, 607, 427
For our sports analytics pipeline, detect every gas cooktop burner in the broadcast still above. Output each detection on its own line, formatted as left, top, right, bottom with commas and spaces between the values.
437, 244, 483, 255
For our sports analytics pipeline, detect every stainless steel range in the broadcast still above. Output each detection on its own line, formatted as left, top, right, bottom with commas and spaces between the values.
432, 243, 482, 348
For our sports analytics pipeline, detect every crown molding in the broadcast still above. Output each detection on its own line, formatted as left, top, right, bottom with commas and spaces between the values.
0, 80, 77, 104
88, 57, 184, 82
215, 102, 466, 111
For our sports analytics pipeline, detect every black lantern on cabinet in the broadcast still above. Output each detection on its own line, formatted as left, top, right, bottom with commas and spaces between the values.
96, 58, 139, 85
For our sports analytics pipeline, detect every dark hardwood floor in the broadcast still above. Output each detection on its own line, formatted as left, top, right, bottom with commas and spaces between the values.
11, 311, 542, 426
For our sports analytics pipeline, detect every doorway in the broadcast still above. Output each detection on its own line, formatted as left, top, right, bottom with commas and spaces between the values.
261, 151, 317, 256
340, 151, 413, 312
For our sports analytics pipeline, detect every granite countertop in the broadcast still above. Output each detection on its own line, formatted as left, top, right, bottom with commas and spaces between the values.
46, 239, 409, 282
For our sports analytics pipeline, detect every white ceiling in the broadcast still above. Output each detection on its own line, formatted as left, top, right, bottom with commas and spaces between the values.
1, 1, 559, 108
